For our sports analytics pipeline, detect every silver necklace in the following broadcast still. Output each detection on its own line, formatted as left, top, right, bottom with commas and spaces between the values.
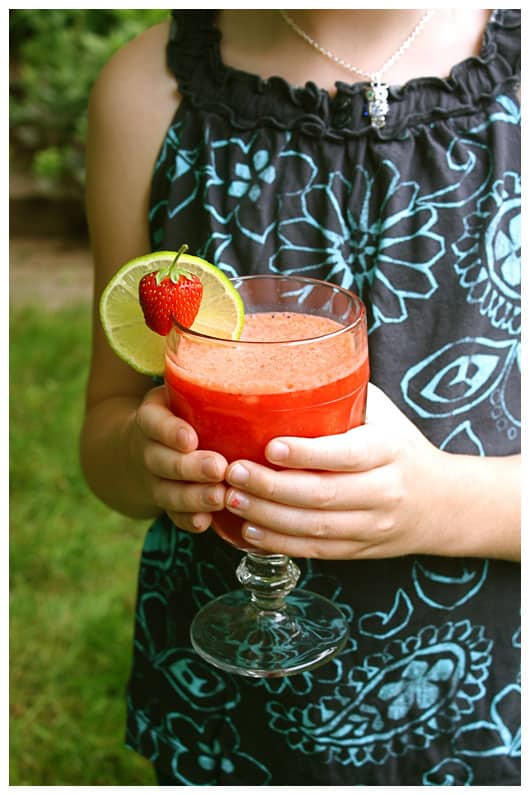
279, 10, 435, 129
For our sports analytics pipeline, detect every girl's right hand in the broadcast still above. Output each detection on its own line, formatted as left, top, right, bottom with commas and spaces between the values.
130, 385, 228, 533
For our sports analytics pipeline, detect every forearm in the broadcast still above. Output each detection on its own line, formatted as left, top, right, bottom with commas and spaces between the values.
80, 395, 159, 519
425, 451, 520, 562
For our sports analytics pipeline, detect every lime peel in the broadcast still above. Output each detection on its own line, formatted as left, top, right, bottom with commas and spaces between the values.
99, 250, 244, 376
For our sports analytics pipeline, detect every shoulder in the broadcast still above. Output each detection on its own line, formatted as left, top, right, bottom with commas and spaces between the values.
85, 20, 179, 297
88, 20, 179, 138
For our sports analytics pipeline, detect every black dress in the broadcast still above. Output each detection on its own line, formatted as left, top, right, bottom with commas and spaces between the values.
125, 10, 521, 785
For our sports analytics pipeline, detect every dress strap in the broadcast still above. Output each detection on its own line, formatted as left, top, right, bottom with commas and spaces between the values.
166, 10, 221, 99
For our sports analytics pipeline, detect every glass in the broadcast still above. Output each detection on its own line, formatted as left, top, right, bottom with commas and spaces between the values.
165, 274, 369, 677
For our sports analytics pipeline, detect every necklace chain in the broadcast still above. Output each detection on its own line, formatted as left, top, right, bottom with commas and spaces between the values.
279, 10, 435, 82
279, 10, 436, 129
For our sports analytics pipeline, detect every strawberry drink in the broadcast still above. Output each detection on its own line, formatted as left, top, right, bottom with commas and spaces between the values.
166, 310, 369, 549
164, 274, 369, 677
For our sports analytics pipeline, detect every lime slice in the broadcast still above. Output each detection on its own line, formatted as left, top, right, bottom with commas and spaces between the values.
99, 250, 244, 376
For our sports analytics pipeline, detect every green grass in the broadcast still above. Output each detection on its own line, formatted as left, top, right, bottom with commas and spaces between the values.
10, 303, 155, 785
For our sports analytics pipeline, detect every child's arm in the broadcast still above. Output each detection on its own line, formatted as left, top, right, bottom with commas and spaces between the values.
80, 22, 227, 531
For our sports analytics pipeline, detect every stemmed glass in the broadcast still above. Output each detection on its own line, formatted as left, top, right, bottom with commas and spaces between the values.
165, 274, 369, 677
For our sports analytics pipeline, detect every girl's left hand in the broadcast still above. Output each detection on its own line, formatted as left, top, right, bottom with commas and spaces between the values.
224, 384, 447, 560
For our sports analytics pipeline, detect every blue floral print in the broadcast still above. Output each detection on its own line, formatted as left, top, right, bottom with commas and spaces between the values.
227, 148, 276, 202
453, 171, 521, 335
273, 162, 444, 332
266, 621, 492, 768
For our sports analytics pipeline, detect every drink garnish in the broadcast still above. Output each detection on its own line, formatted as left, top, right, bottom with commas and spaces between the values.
138, 245, 203, 336
99, 245, 244, 376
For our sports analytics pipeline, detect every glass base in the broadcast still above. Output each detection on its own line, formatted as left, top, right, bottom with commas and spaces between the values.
190, 588, 349, 678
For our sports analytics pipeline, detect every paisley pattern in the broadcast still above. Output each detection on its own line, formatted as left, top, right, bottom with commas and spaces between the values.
266, 621, 492, 766
126, 10, 521, 786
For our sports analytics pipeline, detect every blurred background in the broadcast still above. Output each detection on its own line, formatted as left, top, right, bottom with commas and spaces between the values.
10, 9, 170, 786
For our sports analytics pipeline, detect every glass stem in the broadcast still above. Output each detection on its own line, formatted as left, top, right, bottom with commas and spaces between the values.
236, 552, 301, 611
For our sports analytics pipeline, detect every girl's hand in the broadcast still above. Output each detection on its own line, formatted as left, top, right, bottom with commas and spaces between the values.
130, 385, 228, 533
224, 383, 448, 559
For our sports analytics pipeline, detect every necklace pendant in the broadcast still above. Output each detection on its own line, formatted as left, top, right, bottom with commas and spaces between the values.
365, 81, 389, 129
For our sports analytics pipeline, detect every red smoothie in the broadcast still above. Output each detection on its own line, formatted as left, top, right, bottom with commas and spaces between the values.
165, 311, 369, 549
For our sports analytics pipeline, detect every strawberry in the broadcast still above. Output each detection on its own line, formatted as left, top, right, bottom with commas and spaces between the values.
138, 246, 203, 336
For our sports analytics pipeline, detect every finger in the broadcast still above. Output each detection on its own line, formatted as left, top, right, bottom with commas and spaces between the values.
153, 478, 226, 515
145, 442, 228, 483
240, 523, 383, 561
136, 386, 198, 453
226, 460, 383, 510
225, 487, 377, 540
167, 510, 212, 535
265, 423, 396, 472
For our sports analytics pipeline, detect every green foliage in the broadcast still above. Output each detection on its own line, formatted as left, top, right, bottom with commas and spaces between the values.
10, 303, 154, 785
10, 9, 169, 197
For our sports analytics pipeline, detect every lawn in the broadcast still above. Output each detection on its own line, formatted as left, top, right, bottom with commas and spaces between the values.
10, 303, 155, 785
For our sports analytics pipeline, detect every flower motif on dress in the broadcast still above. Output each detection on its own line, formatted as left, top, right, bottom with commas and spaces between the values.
266, 620, 492, 767
200, 133, 318, 273
204, 132, 316, 238
150, 118, 206, 246
165, 713, 272, 785
453, 172, 521, 336
378, 657, 457, 721
227, 148, 276, 203
273, 162, 444, 333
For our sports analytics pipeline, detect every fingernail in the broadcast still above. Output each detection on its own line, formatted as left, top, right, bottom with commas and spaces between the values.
267, 441, 289, 463
243, 525, 263, 541
228, 463, 249, 486
205, 487, 223, 507
192, 514, 209, 532
227, 490, 249, 511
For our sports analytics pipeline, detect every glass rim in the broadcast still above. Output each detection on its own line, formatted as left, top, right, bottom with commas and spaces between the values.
170, 274, 366, 346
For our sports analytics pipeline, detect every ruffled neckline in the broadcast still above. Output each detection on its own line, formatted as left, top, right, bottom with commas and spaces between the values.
167, 9, 521, 140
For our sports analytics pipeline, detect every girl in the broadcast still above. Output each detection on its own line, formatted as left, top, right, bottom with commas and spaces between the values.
81, 10, 520, 785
